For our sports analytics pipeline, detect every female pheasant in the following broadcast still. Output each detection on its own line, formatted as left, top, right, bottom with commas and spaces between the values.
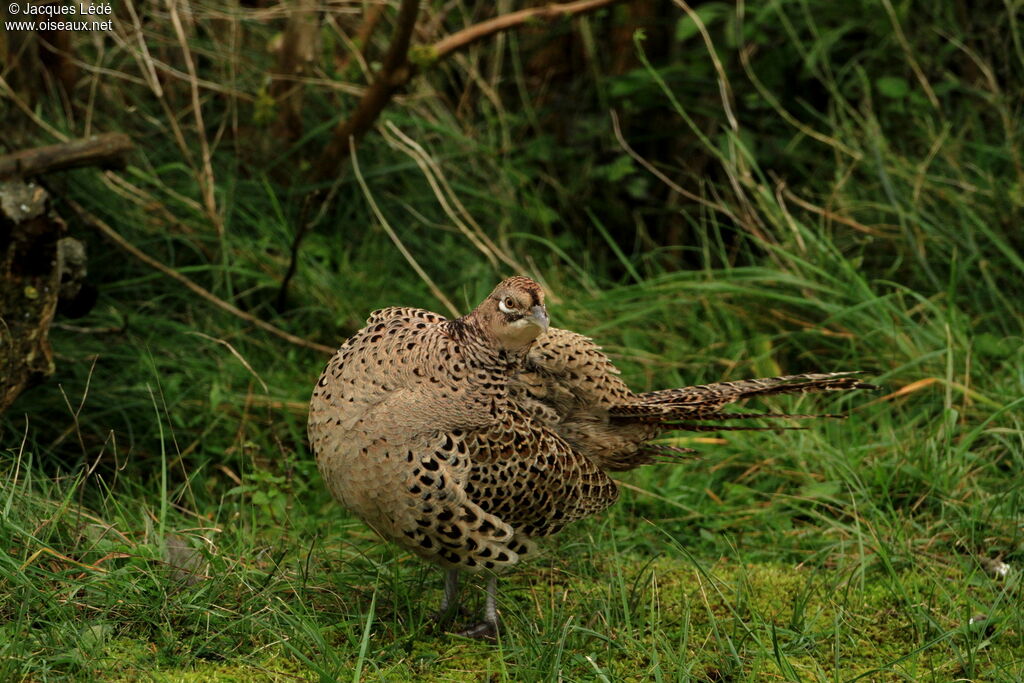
308, 276, 872, 637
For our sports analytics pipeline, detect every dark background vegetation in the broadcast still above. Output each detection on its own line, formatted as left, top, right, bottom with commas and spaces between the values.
1, 0, 1022, 680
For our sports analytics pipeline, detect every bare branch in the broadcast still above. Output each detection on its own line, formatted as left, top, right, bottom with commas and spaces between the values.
311, 0, 629, 181
0, 133, 132, 180
431, 0, 621, 61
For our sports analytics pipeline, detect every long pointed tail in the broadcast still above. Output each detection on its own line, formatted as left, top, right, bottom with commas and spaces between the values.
610, 371, 877, 423
598, 371, 875, 471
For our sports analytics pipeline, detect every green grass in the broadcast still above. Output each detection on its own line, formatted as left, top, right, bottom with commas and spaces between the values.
2, 0, 1023, 680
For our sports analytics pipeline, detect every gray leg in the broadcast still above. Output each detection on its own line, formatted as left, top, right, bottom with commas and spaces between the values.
429, 568, 461, 629
457, 574, 501, 639
439, 568, 460, 614
483, 574, 498, 626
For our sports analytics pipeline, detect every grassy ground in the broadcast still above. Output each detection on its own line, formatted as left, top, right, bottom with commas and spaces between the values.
2, 1, 1023, 680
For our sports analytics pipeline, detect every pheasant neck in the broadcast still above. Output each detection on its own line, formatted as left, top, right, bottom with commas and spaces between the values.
443, 317, 531, 375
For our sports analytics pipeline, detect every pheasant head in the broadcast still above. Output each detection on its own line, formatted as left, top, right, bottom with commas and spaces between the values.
467, 276, 549, 352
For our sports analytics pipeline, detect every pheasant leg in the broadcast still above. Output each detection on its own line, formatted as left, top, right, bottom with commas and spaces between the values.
430, 568, 462, 626
457, 575, 500, 639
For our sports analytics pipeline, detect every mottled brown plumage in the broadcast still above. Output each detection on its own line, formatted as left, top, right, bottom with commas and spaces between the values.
308, 276, 874, 636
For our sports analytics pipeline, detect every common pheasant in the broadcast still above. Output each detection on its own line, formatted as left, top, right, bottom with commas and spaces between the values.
308, 276, 873, 637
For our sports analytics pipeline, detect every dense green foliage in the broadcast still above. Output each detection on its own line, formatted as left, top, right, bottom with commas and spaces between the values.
1, 0, 1022, 680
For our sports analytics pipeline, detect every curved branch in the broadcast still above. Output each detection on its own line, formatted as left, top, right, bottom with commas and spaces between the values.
431, 0, 621, 61
310, 0, 627, 182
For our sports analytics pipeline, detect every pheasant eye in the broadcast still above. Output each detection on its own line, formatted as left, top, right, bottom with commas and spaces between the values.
498, 296, 516, 314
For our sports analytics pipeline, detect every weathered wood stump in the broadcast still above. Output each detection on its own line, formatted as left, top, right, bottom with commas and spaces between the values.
0, 133, 131, 412
0, 178, 62, 411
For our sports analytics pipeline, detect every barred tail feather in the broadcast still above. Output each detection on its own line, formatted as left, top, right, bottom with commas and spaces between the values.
615, 371, 876, 415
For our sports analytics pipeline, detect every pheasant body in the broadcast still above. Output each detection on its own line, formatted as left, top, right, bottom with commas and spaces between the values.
309, 277, 873, 635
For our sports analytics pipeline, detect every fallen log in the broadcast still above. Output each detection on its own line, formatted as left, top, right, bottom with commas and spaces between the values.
0, 132, 132, 180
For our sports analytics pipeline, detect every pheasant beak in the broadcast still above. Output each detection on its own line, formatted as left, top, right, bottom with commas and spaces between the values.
528, 305, 549, 333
